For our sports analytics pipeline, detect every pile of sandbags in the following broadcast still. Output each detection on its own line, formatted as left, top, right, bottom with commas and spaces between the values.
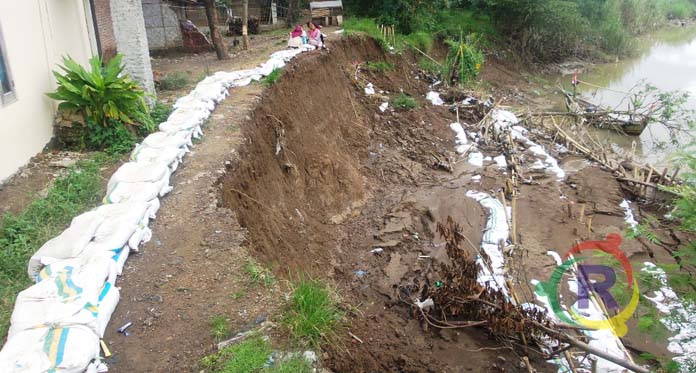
0, 46, 313, 372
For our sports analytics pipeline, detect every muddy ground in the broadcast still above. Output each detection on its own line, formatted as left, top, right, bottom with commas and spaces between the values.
1, 30, 690, 372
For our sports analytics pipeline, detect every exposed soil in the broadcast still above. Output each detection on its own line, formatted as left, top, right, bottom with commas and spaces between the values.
220, 36, 691, 371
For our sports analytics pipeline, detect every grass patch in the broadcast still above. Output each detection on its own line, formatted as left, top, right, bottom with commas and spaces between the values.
402, 31, 434, 52
230, 290, 247, 300
419, 57, 443, 76
364, 61, 394, 72
0, 153, 116, 339
210, 315, 231, 342
199, 336, 313, 373
391, 93, 419, 110
261, 68, 282, 87
246, 258, 274, 288
282, 278, 342, 347
158, 71, 190, 91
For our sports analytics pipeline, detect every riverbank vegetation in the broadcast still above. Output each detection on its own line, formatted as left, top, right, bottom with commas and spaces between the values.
343, 0, 696, 62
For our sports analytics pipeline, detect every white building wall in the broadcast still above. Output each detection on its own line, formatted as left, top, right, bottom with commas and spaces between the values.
0, 0, 95, 181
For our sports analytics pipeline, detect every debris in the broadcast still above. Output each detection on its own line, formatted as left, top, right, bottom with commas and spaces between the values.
370, 248, 384, 254
426, 91, 444, 106
349, 331, 364, 344
379, 102, 389, 112
100, 340, 112, 358
117, 321, 132, 336
364, 83, 375, 95
354, 270, 368, 277
415, 298, 434, 311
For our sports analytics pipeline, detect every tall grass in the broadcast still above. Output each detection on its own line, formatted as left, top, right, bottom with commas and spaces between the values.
0, 153, 115, 339
282, 278, 342, 347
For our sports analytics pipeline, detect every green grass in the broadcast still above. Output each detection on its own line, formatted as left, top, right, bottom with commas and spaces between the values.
344, 18, 385, 44
245, 258, 275, 288
402, 31, 434, 52
0, 153, 116, 339
150, 101, 173, 125
199, 336, 313, 373
419, 57, 443, 76
364, 61, 394, 72
230, 290, 247, 300
158, 71, 190, 91
282, 278, 342, 347
210, 315, 231, 342
261, 68, 282, 87
391, 93, 419, 110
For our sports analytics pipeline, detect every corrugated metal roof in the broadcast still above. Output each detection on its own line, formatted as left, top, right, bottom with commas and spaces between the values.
309, 1, 343, 10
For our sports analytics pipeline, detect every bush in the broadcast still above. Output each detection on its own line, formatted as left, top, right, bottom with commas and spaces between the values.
443, 34, 484, 85
150, 102, 173, 126
402, 31, 434, 52
391, 93, 419, 110
47, 55, 153, 152
158, 72, 190, 91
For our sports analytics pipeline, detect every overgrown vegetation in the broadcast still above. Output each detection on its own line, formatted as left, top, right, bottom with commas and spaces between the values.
210, 315, 231, 342
363, 60, 394, 72
443, 34, 484, 85
0, 153, 115, 339
391, 93, 419, 110
344, 0, 696, 62
282, 278, 342, 347
48, 55, 156, 154
261, 68, 283, 87
159, 71, 190, 91
199, 336, 313, 372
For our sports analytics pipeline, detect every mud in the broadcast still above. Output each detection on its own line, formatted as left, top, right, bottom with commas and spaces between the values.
221, 35, 692, 371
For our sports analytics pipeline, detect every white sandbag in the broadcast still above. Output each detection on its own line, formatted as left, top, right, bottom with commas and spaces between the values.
130, 144, 186, 171
28, 210, 105, 278
35, 250, 115, 286
96, 282, 119, 338
104, 183, 163, 218
166, 107, 210, 128
173, 94, 215, 112
141, 131, 193, 150
128, 224, 152, 252
206, 71, 242, 87
231, 77, 253, 87
9, 298, 99, 339
258, 57, 285, 76
87, 203, 150, 253
111, 245, 130, 275
192, 81, 228, 103
107, 161, 171, 193
0, 325, 99, 373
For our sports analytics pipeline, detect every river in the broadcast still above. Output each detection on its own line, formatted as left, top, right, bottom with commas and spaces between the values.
563, 25, 696, 167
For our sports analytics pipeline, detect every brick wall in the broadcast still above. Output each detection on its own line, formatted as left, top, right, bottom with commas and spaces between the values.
92, 0, 118, 61
109, 0, 156, 98
142, 0, 183, 50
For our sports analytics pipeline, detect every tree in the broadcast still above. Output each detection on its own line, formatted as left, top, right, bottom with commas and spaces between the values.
287, 0, 297, 27
203, 0, 230, 60
242, 0, 250, 50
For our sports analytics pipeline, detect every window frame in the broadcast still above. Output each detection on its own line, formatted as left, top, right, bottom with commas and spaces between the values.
0, 20, 17, 106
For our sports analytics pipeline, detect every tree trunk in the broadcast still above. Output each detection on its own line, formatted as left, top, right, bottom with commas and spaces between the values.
287, 0, 295, 27
242, 0, 250, 50
203, 0, 229, 60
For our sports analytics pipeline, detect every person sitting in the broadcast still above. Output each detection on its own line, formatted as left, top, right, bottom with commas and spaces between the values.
307, 22, 325, 50
288, 25, 303, 48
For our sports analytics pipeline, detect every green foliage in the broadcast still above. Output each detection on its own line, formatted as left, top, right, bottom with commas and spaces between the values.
47, 55, 150, 128
159, 72, 190, 91
0, 153, 114, 340
199, 335, 313, 373
261, 68, 283, 87
150, 102, 173, 125
443, 34, 484, 86
364, 61, 394, 72
210, 315, 231, 342
282, 278, 342, 347
391, 93, 419, 110
419, 57, 444, 76
663, 0, 695, 19
245, 259, 275, 287
343, 18, 387, 46
402, 31, 434, 52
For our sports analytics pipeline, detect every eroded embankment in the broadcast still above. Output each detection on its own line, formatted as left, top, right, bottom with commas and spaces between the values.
220, 37, 524, 371
220, 36, 693, 371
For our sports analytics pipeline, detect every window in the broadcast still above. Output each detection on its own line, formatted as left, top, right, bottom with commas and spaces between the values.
0, 21, 16, 106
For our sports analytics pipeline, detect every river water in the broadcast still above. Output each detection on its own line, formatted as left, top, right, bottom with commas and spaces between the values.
564, 25, 696, 167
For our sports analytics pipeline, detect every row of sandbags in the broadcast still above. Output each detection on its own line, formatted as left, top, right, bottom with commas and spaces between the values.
0, 46, 312, 373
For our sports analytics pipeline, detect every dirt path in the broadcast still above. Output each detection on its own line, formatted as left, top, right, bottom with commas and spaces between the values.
103, 47, 291, 372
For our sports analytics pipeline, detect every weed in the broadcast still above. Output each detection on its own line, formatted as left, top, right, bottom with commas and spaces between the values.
261, 68, 282, 87
402, 31, 433, 52
159, 71, 190, 91
230, 290, 247, 300
364, 61, 394, 72
0, 153, 114, 339
282, 278, 342, 347
210, 315, 231, 342
246, 259, 275, 287
391, 93, 419, 110
200, 335, 313, 373
419, 57, 443, 76
150, 102, 173, 126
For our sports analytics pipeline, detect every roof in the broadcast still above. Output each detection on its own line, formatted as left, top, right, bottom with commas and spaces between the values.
309, 1, 343, 10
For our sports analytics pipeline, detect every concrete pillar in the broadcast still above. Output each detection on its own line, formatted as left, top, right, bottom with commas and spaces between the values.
109, 0, 156, 99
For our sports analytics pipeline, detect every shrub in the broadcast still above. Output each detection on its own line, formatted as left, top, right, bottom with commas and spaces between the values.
443, 34, 484, 86
402, 31, 434, 52
47, 55, 153, 152
158, 71, 190, 91
150, 102, 173, 126
391, 93, 419, 110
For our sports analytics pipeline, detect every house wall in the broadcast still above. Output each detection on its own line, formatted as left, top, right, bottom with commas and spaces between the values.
142, 0, 183, 51
0, 0, 96, 181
